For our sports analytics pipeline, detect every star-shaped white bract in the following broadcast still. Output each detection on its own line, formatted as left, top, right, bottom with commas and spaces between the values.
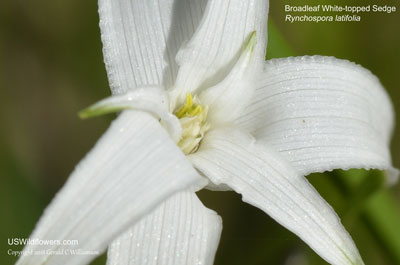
16, 1, 397, 265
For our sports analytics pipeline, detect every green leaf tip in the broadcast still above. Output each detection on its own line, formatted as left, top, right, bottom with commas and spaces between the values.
246, 31, 257, 52
78, 105, 128, 119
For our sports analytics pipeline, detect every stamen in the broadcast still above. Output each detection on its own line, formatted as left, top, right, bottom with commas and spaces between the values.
186, 93, 193, 107
174, 93, 209, 154
189, 105, 202, 116
175, 93, 203, 118
175, 93, 193, 118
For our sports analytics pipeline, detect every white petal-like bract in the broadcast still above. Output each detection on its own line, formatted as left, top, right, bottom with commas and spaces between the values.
16, 112, 204, 265
191, 128, 365, 265
172, 0, 268, 106
237, 56, 398, 184
99, 0, 208, 94
107, 191, 222, 265
199, 32, 257, 125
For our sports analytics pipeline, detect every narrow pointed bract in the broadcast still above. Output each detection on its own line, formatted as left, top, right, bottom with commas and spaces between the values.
78, 87, 183, 142
199, 31, 258, 124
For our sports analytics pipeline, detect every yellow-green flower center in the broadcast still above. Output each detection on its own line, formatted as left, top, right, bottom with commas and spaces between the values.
174, 93, 210, 155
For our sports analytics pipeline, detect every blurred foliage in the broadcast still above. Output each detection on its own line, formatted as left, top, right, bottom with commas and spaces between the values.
1, 0, 399, 265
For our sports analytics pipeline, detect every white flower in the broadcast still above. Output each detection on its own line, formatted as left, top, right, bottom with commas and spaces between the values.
16, 1, 397, 265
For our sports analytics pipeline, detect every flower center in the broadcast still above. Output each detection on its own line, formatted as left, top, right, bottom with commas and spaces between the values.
174, 93, 210, 155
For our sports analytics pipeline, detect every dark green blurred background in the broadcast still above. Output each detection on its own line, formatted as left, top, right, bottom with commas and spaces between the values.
1, 0, 399, 264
